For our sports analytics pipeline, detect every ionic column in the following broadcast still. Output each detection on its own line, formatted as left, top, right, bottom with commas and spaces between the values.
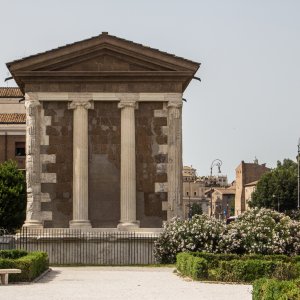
117, 99, 139, 230
68, 100, 93, 228
23, 94, 43, 228
167, 95, 183, 220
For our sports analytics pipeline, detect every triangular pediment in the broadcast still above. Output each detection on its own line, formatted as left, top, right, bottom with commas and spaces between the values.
33, 48, 175, 72
7, 33, 200, 92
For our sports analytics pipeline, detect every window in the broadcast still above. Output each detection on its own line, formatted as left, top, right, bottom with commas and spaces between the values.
15, 142, 25, 156
186, 192, 189, 196
194, 192, 197, 196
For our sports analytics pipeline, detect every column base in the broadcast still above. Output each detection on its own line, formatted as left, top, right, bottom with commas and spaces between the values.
69, 220, 92, 229
117, 221, 140, 231
23, 220, 43, 229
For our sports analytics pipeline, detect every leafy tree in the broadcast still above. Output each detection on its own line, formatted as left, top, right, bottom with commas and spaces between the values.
249, 159, 297, 211
189, 202, 203, 217
0, 160, 26, 232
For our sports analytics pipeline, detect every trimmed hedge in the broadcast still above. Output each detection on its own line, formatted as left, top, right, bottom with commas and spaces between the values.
0, 250, 49, 282
176, 252, 300, 283
213, 260, 300, 282
253, 278, 300, 300
176, 253, 208, 279
0, 249, 27, 259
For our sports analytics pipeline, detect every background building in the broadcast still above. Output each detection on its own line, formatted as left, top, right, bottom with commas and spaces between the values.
0, 87, 25, 169
182, 166, 210, 217
209, 186, 235, 219
244, 180, 258, 211
199, 174, 228, 187
234, 159, 270, 215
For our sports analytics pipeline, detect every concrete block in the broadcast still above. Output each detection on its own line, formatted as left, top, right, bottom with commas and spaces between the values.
41, 193, 51, 202
158, 145, 168, 154
154, 110, 168, 118
156, 163, 167, 174
40, 154, 56, 164
41, 173, 57, 183
155, 182, 168, 192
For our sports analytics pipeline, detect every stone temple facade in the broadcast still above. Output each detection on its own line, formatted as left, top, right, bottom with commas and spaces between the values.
7, 33, 199, 230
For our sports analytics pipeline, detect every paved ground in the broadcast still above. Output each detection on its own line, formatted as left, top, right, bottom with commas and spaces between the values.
1, 267, 252, 300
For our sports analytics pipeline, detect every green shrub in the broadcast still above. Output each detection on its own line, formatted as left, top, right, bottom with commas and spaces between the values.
191, 252, 239, 268
292, 256, 300, 263
176, 253, 208, 279
0, 251, 49, 282
191, 252, 293, 269
176, 253, 300, 283
176, 253, 190, 274
242, 254, 293, 263
214, 260, 300, 283
253, 278, 300, 300
0, 249, 28, 259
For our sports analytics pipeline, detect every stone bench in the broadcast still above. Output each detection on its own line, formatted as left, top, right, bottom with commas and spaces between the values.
0, 269, 21, 285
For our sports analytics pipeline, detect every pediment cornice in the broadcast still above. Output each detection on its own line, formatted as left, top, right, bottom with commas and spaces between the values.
7, 33, 200, 93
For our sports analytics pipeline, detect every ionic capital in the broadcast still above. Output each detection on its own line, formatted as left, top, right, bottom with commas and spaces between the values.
118, 100, 138, 110
167, 101, 183, 109
68, 100, 94, 110
25, 100, 41, 109
25, 92, 40, 110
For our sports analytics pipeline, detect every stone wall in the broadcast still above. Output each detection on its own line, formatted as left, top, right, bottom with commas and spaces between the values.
88, 102, 121, 227
136, 102, 168, 227
41, 102, 73, 227
39, 100, 168, 228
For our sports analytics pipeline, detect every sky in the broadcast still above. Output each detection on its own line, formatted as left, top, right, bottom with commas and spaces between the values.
0, 0, 299, 181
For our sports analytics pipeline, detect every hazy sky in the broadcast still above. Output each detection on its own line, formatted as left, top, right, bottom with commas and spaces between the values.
0, 0, 299, 180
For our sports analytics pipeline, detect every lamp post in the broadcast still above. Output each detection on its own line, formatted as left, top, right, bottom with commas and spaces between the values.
209, 159, 222, 216
188, 180, 192, 219
298, 138, 300, 210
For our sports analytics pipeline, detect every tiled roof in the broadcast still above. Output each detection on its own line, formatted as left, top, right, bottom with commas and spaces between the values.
7, 32, 199, 67
0, 87, 23, 98
0, 113, 26, 124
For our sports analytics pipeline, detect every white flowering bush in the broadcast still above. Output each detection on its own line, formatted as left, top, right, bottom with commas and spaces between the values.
219, 208, 300, 255
154, 214, 225, 263
154, 208, 300, 264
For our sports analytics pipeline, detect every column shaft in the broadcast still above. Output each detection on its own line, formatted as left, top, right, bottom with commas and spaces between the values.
118, 100, 139, 230
69, 100, 93, 228
167, 98, 183, 220
23, 95, 43, 228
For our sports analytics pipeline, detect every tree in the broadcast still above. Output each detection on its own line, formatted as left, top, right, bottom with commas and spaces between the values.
249, 159, 297, 211
0, 160, 26, 232
189, 202, 203, 217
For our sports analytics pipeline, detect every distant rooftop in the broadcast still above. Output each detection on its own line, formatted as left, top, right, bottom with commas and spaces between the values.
0, 87, 23, 98
0, 113, 26, 124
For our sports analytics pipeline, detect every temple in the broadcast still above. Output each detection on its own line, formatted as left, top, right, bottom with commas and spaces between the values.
7, 32, 200, 230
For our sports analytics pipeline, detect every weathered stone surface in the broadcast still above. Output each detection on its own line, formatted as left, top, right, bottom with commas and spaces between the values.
42, 102, 73, 228
136, 102, 168, 227
88, 102, 121, 228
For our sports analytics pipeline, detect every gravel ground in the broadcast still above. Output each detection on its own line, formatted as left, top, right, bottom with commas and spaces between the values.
1, 267, 252, 300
